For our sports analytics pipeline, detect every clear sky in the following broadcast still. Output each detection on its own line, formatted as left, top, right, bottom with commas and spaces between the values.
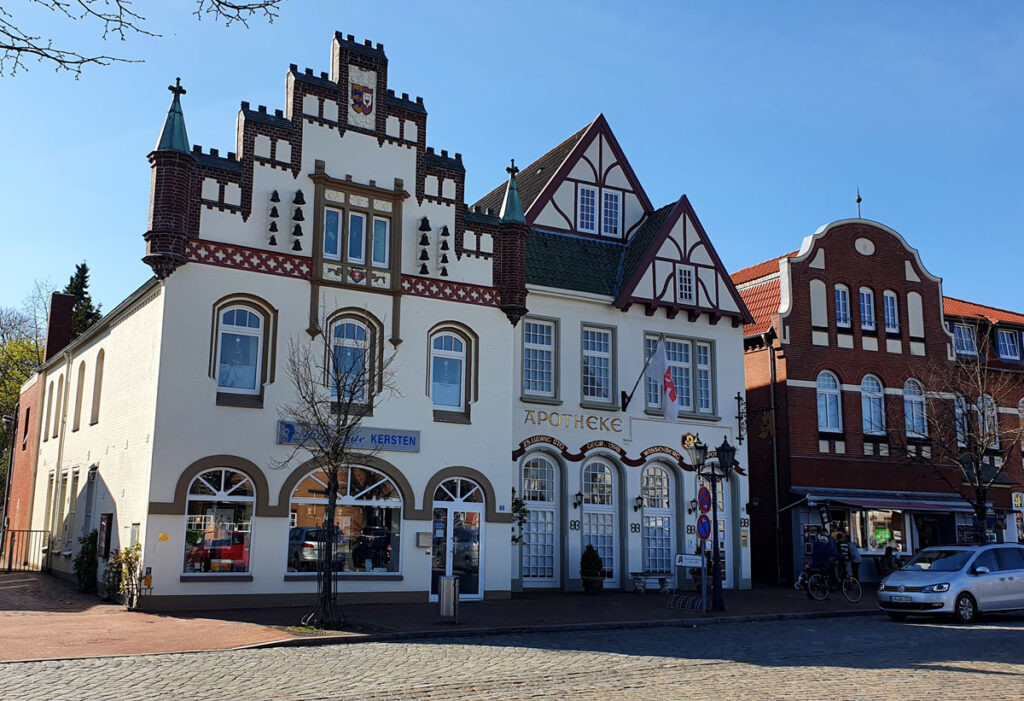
1, 1, 1021, 314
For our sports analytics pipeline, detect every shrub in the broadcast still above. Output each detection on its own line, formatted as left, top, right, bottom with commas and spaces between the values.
73, 530, 98, 594
580, 544, 604, 577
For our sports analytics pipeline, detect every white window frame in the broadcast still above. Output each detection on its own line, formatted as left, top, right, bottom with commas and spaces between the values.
997, 329, 1020, 360
430, 332, 466, 411
323, 207, 342, 260
581, 326, 613, 403
330, 319, 370, 401
677, 265, 696, 305
600, 189, 621, 237
861, 375, 885, 435
183, 468, 255, 576
371, 216, 390, 268
835, 285, 851, 328
521, 455, 559, 584
217, 306, 264, 395
883, 291, 899, 333
644, 336, 694, 413
859, 288, 875, 330
695, 342, 713, 414
641, 464, 673, 575
903, 379, 927, 438
522, 319, 556, 398
576, 184, 598, 235
817, 371, 842, 432
347, 212, 367, 265
952, 324, 977, 355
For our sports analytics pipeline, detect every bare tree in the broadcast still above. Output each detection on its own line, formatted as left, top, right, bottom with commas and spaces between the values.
1, 1, 286, 78
274, 313, 396, 628
889, 332, 1024, 544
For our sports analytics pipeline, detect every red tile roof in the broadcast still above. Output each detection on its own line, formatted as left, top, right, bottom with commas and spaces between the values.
943, 297, 1024, 326
739, 278, 781, 337
730, 250, 799, 286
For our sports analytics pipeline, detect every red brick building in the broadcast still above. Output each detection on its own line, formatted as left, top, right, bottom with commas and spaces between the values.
733, 219, 1023, 584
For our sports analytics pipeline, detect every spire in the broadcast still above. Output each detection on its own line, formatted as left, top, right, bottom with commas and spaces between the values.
499, 159, 526, 224
156, 77, 190, 153
856, 186, 862, 218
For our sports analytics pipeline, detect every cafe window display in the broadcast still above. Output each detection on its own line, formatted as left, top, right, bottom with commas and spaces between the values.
287, 465, 401, 573
852, 510, 906, 553
183, 468, 255, 573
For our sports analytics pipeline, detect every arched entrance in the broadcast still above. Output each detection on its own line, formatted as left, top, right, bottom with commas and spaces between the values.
581, 459, 619, 588
430, 477, 484, 601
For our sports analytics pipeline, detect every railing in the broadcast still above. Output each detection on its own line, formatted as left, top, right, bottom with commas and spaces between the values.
2, 530, 51, 573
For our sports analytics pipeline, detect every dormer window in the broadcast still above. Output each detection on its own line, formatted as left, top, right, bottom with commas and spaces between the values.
997, 329, 1020, 360
952, 324, 976, 355
577, 185, 597, 234
677, 266, 695, 305
601, 190, 621, 237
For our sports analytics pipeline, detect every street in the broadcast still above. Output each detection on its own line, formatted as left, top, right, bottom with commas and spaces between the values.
1, 615, 1022, 699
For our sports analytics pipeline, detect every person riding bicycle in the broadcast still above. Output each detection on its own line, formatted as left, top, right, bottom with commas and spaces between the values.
808, 535, 839, 596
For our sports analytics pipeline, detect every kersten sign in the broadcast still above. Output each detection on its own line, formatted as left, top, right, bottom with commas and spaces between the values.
276, 421, 420, 453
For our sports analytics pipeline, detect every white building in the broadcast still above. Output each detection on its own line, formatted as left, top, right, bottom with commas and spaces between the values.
14, 33, 754, 609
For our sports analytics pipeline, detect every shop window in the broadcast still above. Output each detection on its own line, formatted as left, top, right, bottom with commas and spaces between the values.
883, 291, 899, 333
860, 375, 885, 435
834, 285, 851, 328
287, 465, 401, 574
859, 288, 875, 330
183, 468, 255, 574
863, 510, 906, 553
903, 379, 927, 437
581, 326, 614, 404
816, 371, 842, 432
521, 455, 558, 582
522, 319, 556, 398
90, 350, 104, 424
641, 465, 673, 574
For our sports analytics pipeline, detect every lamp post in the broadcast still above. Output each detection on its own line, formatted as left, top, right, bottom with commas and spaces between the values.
687, 434, 736, 612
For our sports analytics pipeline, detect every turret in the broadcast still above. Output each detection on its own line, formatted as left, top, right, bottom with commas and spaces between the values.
143, 78, 195, 279
493, 160, 529, 326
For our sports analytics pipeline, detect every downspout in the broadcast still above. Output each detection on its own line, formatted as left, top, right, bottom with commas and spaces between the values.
762, 331, 782, 584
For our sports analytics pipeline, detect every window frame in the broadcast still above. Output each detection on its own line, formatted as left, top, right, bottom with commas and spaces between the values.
643, 334, 718, 418
347, 211, 367, 265
329, 318, 371, 403
600, 188, 622, 238
860, 375, 885, 435
859, 288, 876, 331
677, 265, 696, 305
89, 350, 104, 425
323, 207, 343, 261
371, 216, 390, 268
903, 379, 928, 438
580, 324, 616, 407
952, 324, 977, 355
182, 468, 256, 576
522, 317, 558, 401
883, 291, 900, 333
430, 332, 467, 413
816, 371, 843, 433
216, 307, 264, 397
576, 184, 598, 235
210, 296, 277, 408
834, 285, 851, 328
996, 329, 1020, 360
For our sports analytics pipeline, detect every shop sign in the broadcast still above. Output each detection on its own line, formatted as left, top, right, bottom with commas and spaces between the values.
523, 410, 622, 433
675, 553, 703, 568
276, 421, 420, 453
1013, 492, 1023, 511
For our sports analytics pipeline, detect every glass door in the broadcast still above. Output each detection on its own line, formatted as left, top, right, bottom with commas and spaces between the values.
430, 477, 484, 601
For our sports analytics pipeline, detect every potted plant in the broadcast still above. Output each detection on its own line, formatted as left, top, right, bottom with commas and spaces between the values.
580, 544, 605, 594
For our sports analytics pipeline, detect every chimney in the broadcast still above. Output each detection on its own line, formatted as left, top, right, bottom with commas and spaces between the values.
44, 293, 75, 362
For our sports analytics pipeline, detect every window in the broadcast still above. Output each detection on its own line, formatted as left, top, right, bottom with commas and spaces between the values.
81, 469, 96, 537
183, 468, 255, 574
347, 212, 366, 264
641, 465, 673, 574
288, 465, 401, 573
859, 288, 875, 330
952, 324, 976, 355
330, 320, 369, 401
696, 342, 713, 414
217, 308, 263, 394
677, 266, 695, 305
955, 394, 968, 446
601, 190, 621, 237
581, 327, 613, 403
577, 185, 597, 234
63, 470, 80, 549
522, 456, 558, 582
43, 381, 52, 442
834, 285, 851, 328
903, 379, 927, 437
861, 375, 885, 435
430, 333, 466, 410
523, 320, 556, 398
90, 350, 104, 424
43, 473, 54, 541
371, 217, 389, 267
21, 407, 29, 450
865, 510, 906, 552
52, 375, 63, 439
817, 371, 842, 432
643, 336, 713, 415
583, 462, 614, 506
72, 362, 85, 431
978, 395, 999, 449
581, 460, 616, 581
53, 471, 68, 544
997, 330, 1020, 360
883, 291, 899, 332
324, 208, 341, 260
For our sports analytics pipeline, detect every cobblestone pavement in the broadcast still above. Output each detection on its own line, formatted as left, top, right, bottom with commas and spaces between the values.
1, 615, 1022, 700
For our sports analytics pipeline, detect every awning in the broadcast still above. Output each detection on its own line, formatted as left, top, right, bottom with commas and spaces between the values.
831, 498, 974, 513
796, 487, 974, 514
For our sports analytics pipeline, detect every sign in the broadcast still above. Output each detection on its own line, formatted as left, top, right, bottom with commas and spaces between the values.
158, 533, 169, 542
523, 409, 622, 433
1013, 492, 1023, 511
276, 421, 420, 453
675, 553, 704, 568
697, 486, 712, 514
696, 514, 712, 541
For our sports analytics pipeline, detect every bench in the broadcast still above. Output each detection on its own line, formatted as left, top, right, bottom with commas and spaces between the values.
629, 571, 671, 593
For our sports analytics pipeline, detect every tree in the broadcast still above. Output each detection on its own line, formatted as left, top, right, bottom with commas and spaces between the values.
274, 313, 396, 628
890, 332, 1024, 544
1, 1, 287, 78
0, 307, 44, 503
62, 262, 102, 341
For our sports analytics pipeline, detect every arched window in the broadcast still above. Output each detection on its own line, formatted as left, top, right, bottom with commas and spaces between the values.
641, 464, 673, 574
978, 395, 999, 449
90, 350, 104, 425
817, 371, 842, 432
52, 375, 63, 439
330, 319, 369, 401
72, 361, 86, 431
581, 460, 616, 583
859, 288, 875, 330
288, 465, 402, 573
183, 468, 255, 574
861, 375, 885, 435
430, 332, 466, 410
521, 456, 558, 582
834, 284, 851, 328
434, 476, 483, 503
217, 307, 263, 395
903, 379, 927, 437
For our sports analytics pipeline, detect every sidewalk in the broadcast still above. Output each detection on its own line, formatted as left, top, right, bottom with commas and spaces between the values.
0, 572, 878, 662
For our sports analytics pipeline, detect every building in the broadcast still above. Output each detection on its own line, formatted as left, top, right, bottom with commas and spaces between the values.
6, 32, 754, 608
734, 219, 1023, 584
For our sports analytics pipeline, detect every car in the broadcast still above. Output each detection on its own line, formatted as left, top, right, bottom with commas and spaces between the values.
877, 543, 1024, 623
351, 526, 392, 571
287, 526, 347, 572
185, 530, 250, 573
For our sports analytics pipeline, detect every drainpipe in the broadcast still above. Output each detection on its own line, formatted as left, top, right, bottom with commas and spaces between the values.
761, 331, 782, 584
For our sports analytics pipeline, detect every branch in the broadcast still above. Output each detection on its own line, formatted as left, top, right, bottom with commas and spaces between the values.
193, 0, 281, 27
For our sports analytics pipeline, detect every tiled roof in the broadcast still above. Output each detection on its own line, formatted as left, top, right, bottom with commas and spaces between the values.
739, 279, 781, 337
731, 250, 799, 286
616, 203, 676, 292
526, 229, 623, 296
943, 297, 1024, 326
473, 122, 591, 215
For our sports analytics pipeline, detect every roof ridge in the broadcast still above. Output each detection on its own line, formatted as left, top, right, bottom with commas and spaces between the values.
944, 295, 1024, 321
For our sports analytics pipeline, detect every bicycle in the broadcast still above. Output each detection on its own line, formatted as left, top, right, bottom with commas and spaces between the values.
796, 563, 862, 603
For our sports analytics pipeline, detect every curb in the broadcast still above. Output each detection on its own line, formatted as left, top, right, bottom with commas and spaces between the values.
236, 607, 882, 650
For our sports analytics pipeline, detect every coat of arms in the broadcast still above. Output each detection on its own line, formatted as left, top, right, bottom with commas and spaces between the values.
351, 83, 373, 116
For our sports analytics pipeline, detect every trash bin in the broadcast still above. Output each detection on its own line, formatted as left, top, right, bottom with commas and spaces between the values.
438, 575, 460, 622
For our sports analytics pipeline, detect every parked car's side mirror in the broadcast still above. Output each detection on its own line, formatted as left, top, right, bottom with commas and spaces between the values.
973, 565, 991, 575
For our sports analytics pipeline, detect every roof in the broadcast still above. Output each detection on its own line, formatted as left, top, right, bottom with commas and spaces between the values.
615, 203, 676, 291
424, 147, 463, 172
731, 250, 798, 287
526, 229, 623, 296
473, 121, 591, 214
738, 278, 781, 337
156, 80, 190, 153
499, 166, 526, 224
240, 104, 293, 130
943, 297, 1024, 326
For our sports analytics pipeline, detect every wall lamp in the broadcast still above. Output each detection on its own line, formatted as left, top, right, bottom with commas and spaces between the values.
573, 491, 583, 509
687, 499, 698, 515
633, 495, 643, 512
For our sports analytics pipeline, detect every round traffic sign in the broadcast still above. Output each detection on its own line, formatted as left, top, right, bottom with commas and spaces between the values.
697, 486, 712, 514
696, 514, 712, 541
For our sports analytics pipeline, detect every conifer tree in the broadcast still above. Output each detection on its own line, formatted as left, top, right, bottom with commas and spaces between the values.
63, 263, 103, 340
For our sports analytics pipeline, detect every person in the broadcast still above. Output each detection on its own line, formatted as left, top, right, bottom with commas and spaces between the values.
810, 534, 839, 584
879, 545, 896, 577
834, 531, 850, 584
846, 533, 862, 580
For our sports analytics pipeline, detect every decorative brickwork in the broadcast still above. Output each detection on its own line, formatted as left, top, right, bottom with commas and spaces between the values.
186, 240, 312, 279
400, 275, 500, 307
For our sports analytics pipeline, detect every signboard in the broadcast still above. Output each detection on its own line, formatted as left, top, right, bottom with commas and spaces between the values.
276, 421, 420, 453
696, 514, 712, 541
1012, 492, 1023, 511
675, 553, 704, 568
697, 486, 712, 514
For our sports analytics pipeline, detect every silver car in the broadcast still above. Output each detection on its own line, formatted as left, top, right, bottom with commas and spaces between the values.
877, 544, 1024, 623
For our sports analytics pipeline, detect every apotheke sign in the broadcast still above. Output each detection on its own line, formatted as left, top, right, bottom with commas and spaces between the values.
276, 421, 420, 453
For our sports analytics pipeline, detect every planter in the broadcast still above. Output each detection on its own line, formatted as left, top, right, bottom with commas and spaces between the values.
581, 575, 604, 594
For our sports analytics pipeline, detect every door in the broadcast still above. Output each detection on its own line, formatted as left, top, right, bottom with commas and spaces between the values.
430, 478, 484, 601
969, 549, 1006, 611
581, 460, 619, 587
994, 547, 1024, 609
521, 456, 560, 586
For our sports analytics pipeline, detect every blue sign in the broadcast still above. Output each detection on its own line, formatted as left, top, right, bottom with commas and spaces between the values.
697, 486, 712, 514
696, 514, 712, 541
276, 421, 420, 453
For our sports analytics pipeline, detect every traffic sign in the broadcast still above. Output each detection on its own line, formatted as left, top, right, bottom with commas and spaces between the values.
696, 514, 712, 540
697, 486, 712, 513
675, 553, 704, 568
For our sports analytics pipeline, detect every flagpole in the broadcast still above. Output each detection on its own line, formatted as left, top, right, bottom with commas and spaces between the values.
620, 333, 666, 411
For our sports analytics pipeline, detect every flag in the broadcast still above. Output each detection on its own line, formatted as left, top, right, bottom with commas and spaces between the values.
645, 338, 678, 422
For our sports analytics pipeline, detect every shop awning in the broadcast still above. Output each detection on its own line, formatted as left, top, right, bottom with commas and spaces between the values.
795, 487, 975, 513
831, 498, 975, 513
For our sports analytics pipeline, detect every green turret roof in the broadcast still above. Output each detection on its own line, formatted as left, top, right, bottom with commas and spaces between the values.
499, 159, 527, 224
156, 78, 190, 153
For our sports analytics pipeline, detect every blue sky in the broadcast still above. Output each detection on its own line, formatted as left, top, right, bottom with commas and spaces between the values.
1, 1, 1021, 313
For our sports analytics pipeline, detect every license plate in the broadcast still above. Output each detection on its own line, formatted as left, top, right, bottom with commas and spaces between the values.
891, 595, 912, 602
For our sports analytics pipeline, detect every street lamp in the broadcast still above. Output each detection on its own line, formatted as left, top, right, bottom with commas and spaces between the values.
687, 434, 736, 613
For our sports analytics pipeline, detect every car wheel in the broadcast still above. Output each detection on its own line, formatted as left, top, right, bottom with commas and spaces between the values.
886, 612, 907, 622
953, 592, 977, 624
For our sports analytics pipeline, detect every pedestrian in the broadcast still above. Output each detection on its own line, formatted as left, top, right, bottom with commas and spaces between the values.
879, 545, 896, 577
846, 532, 862, 580
833, 531, 849, 584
